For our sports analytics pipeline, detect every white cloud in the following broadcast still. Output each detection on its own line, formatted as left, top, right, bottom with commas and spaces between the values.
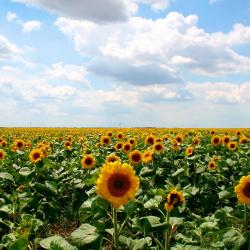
6, 12, 18, 22
11, 0, 137, 23
22, 20, 42, 33
0, 34, 22, 60
55, 12, 250, 85
45, 62, 90, 86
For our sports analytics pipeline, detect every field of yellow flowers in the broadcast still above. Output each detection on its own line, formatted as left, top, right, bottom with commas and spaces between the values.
0, 128, 249, 250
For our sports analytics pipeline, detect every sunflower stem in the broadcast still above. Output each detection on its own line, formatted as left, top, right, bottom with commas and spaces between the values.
113, 207, 119, 250
164, 211, 171, 250
244, 204, 248, 232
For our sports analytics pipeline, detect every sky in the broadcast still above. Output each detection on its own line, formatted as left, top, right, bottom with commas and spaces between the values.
0, 0, 250, 127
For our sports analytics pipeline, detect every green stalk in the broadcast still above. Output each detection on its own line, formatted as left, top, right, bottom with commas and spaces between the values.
165, 211, 170, 250
244, 204, 248, 232
113, 207, 119, 250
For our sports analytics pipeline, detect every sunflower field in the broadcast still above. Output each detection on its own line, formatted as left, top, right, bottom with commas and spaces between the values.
0, 127, 249, 250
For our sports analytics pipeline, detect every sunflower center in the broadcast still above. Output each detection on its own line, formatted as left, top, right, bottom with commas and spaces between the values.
17, 142, 23, 148
169, 193, 180, 205
155, 144, 162, 151
214, 138, 219, 144
230, 143, 235, 148
85, 158, 93, 165
108, 173, 131, 197
243, 182, 250, 198
147, 138, 154, 144
132, 153, 141, 162
33, 152, 41, 160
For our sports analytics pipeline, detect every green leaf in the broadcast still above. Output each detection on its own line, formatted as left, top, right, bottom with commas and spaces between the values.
19, 167, 33, 176
199, 221, 218, 231
218, 187, 234, 200
223, 228, 246, 249
0, 172, 14, 182
172, 168, 185, 176
40, 235, 74, 249
69, 224, 102, 249
143, 195, 162, 209
119, 235, 152, 250
9, 236, 29, 250
169, 217, 184, 226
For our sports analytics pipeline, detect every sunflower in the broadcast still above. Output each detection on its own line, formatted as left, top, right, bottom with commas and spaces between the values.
145, 134, 156, 145
129, 150, 142, 165
234, 175, 250, 205
208, 160, 217, 170
239, 136, 248, 144
114, 142, 123, 151
0, 140, 7, 148
153, 142, 164, 154
0, 149, 6, 160
222, 135, 231, 145
100, 135, 111, 145
116, 132, 125, 140
15, 139, 25, 150
142, 150, 153, 163
192, 137, 200, 146
176, 134, 183, 144
185, 146, 193, 157
81, 154, 95, 169
164, 189, 185, 212
107, 131, 113, 137
29, 149, 43, 164
211, 135, 221, 146
64, 141, 72, 150
227, 141, 237, 151
106, 153, 120, 164
96, 161, 140, 208
128, 138, 136, 147
122, 142, 132, 153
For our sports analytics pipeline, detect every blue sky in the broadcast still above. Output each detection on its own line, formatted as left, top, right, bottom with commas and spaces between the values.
0, 0, 250, 127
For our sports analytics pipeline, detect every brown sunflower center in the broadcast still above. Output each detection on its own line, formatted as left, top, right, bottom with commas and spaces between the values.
177, 137, 182, 143
131, 153, 141, 162
85, 158, 93, 165
108, 173, 131, 197
155, 144, 162, 151
33, 152, 41, 160
17, 142, 23, 148
168, 193, 181, 205
147, 137, 154, 144
224, 138, 230, 144
214, 138, 219, 144
116, 143, 122, 149
103, 138, 110, 144
124, 145, 131, 151
243, 182, 250, 198
230, 143, 236, 148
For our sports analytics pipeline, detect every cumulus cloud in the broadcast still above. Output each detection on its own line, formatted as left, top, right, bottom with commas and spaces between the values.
22, 20, 42, 33
11, 0, 137, 23
55, 12, 250, 85
6, 12, 18, 22
45, 62, 90, 86
0, 35, 22, 61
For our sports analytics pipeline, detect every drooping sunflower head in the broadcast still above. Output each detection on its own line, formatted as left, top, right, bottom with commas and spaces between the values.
227, 141, 237, 151
211, 136, 221, 146
81, 154, 96, 169
164, 189, 185, 212
100, 135, 111, 145
129, 150, 142, 165
153, 142, 164, 154
192, 137, 200, 146
105, 153, 120, 164
234, 175, 250, 205
176, 134, 183, 144
145, 134, 156, 145
0, 149, 6, 160
96, 161, 140, 208
239, 136, 248, 144
29, 149, 43, 164
208, 160, 217, 170
185, 146, 193, 157
142, 150, 154, 163
122, 142, 132, 153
